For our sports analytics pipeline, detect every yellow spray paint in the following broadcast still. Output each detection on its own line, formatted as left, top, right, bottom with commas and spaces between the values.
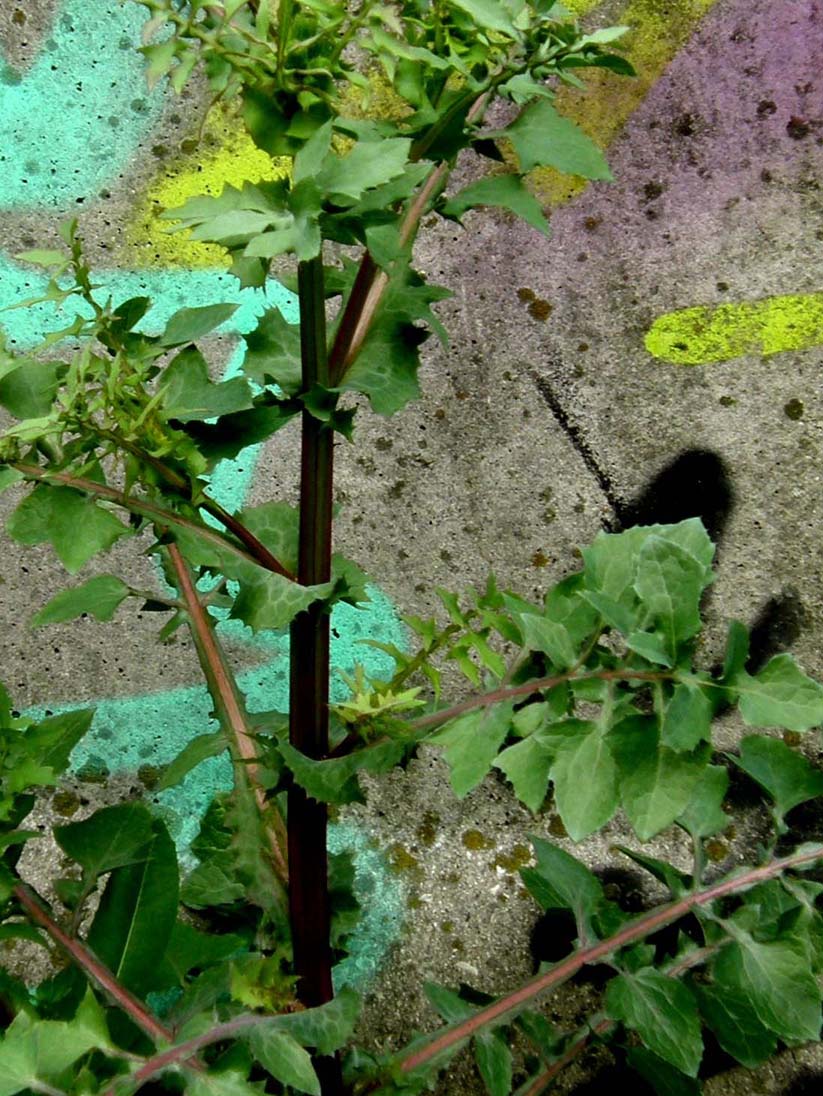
529, 0, 719, 205
125, 106, 288, 268
645, 293, 823, 364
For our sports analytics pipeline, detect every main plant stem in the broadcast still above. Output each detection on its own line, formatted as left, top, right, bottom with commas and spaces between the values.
289, 255, 338, 1065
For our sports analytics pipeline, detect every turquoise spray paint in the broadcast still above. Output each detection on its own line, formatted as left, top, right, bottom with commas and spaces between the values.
1, 4, 407, 988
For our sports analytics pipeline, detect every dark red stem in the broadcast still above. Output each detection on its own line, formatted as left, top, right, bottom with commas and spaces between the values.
288, 257, 335, 991
14, 883, 175, 1047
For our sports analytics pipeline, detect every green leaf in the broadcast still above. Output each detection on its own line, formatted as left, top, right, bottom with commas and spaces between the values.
159, 303, 239, 346
424, 983, 476, 1023
582, 520, 713, 609
0, 1008, 109, 1096
0, 467, 23, 494
605, 970, 702, 1076
181, 859, 245, 908
612, 718, 710, 840
55, 802, 154, 881
265, 986, 360, 1054
474, 1030, 513, 1096
732, 735, 823, 819
177, 400, 300, 464
550, 720, 618, 840
186, 1070, 261, 1096
158, 733, 227, 791
525, 837, 612, 937
234, 501, 300, 569
614, 846, 690, 896
14, 249, 68, 267
694, 983, 777, 1068
450, 0, 518, 35
0, 360, 62, 419
231, 569, 330, 632
32, 575, 131, 627
634, 536, 707, 659
712, 934, 822, 1041
625, 1047, 701, 1096
494, 733, 553, 812
8, 485, 131, 573
316, 138, 412, 204
732, 654, 823, 731
87, 818, 179, 995
279, 740, 405, 805
543, 572, 600, 646
518, 613, 577, 669
161, 347, 254, 422
242, 307, 303, 394
440, 175, 550, 237
721, 620, 749, 683
248, 1029, 319, 1095
338, 263, 451, 415
430, 704, 513, 798
490, 100, 612, 179
163, 921, 245, 983
676, 765, 730, 839
661, 682, 713, 751
28, 708, 94, 776
188, 209, 276, 243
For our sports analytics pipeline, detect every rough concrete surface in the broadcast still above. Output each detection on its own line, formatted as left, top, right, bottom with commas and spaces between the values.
1, 0, 823, 1092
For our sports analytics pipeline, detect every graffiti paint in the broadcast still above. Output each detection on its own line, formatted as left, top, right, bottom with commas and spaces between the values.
125, 107, 288, 269
529, 0, 720, 205
645, 293, 823, 365
0, 4, 165, 208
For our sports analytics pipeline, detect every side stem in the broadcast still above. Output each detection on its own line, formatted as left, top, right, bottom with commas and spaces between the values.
394, 845, 823, 1076
166, 542, 288, 887
13, 883, 175, 1048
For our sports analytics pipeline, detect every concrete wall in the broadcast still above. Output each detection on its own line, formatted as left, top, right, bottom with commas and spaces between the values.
1, 0, 822, 1088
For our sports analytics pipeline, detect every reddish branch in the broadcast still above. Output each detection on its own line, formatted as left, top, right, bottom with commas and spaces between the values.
395, 845, 823, 1076
13, 883, 174, 1047
406, 668, 671, 734
167, 542, 289, 885
10, 461, 293, 579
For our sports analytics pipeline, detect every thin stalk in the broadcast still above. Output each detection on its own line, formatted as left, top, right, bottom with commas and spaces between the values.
101, 1008, 315, 1095
10, 462, 290, 577
73, 430, 296, 580
288, 255, 338, 1048
406, 668, 672, 734
327, 93, 490, 383
520, 1017, 613, 1096
167, 543, 288, 887
13, 883, 175, 1048
393, 845, 823, 1077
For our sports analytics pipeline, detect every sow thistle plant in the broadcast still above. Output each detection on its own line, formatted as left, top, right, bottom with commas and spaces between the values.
1, 1, 823, 1094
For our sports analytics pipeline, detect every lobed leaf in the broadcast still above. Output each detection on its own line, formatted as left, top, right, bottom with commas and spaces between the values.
732, 735, 823, 820
160, 346, 254, 422
605, 969, 703, 1076
711, 934, 822, 1042
440, 175, 551, 237
430, 703, 513, 798
8, 485, 132, 573
32, 575, 131, 627
489, 100, 612, 179
732, 654, 823, 732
